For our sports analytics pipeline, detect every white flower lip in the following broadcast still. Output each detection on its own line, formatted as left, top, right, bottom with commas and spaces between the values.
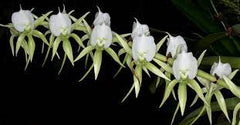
90, 24, 112, 48
172, 51, 198, 80
166, 34, 188, 58
210, 58, 232, 79
131, 18, 150, 39
93, 7, 111, 26
11, 8, 34, 32
132, 35, 156, 62
49, 8, 72, 36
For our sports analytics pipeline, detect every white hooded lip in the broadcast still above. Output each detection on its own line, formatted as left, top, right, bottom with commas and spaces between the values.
172, 52, 198, 80
132, 35, 156, 62
90, 24, 112, 48
166, 34, 188, 58
11, 9, 34, 32
49, 11, 72, 36
210, 59, 232, 79
131, 18, 150, 39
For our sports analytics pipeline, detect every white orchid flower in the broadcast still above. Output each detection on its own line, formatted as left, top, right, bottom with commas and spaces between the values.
172, 51, 198, 80
166, 34, 188, 58
210, 58, 232, 79
131, 19, 150, 38
49, 8, 72, 36
132, 35, 156, 62
90, 8, 112, 48
11, 7, 34, 32
131, 19, 156, 62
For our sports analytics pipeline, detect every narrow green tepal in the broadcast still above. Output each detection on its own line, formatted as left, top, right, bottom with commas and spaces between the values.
9, 35, 15, 56
159, 79, 178, 108
145, 62, 170, 81
34, 11, 52, 28
74, 46, 95, 62
32, 30, 49, 46
214, 90, 230, 122
93, 49, 102, 80
15, 33, 26, 56
27, 34, 36, 62
178, 82, 187, 116
188, 80, 209, 106
51, 37, 62, 60
105, 47, 125, 68
62, 39, 74, 66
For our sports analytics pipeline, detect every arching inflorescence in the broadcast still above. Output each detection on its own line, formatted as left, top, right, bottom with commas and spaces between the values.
2, 5, 240, 125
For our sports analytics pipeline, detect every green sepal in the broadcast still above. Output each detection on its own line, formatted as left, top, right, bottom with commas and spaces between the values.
93, 49, 102, 80
62, 39, 74, 66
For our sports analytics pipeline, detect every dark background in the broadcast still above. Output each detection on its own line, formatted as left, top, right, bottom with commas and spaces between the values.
0, 0, 208, 124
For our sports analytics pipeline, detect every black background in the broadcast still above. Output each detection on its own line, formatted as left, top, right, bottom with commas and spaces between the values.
0, 0, 207, 124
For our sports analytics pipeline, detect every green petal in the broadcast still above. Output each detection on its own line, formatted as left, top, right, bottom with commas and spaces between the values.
16, 33, 26, 56
9, 35, 15, 56
27, 34, 35, 62
197, 49, 207, 67
223, 76, 240, 98
121, 84, 134, 103
105, 47, 125, 67
70, 33, 85, 48
32, 30, 49, 46
232, 102, 240, 125
153, 58, 173, 73
62, 39, 74, 66
83, 19, 91, 34
159, 79, 178, 108
171, 103, 180, 125
93, 49, 102, 80
134, 65, 142, 98
214, 90, 230, 122
178, 82, 187, 116
78, 64, 94, 82
145, 62, 170, 81
51, 37, 62, 60
34, 11, 52, 28
188, 80, 209, 106
156, 35, 168, 52
229, 69, 239, 80
114, 33, 131, 54
74, 46, 95, 62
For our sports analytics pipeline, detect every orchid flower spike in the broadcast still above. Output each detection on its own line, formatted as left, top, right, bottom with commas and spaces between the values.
166, 33, 188, 58
131, 18, 150, 38
131, 20, 156, 62
49, 7, 72, 36
11, 6, 34, 32
210, 57, 232, 79
90, 7, 112, 48
172, 51, 198, 80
